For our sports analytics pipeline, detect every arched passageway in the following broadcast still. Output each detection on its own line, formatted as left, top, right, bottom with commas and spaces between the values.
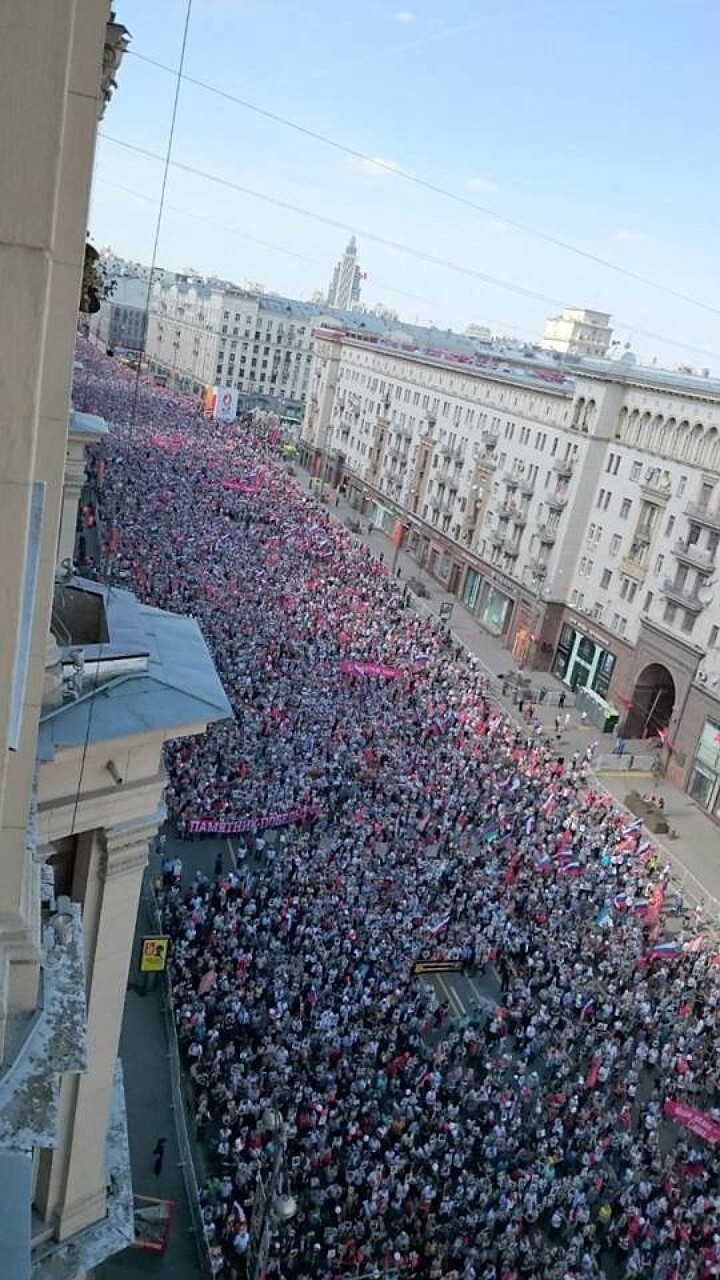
624, 663, 676, 739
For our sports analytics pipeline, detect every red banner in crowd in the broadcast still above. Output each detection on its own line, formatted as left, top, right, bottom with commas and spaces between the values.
188, 804, 321, 836
149, 434, 185, 451
340, 660, 404, 679
664, 1099, 720, 1144
222, 478, 261, 494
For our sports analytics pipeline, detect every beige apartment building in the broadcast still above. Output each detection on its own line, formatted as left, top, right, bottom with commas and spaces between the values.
301, 326, 720, 809
0, 6, 232, 1278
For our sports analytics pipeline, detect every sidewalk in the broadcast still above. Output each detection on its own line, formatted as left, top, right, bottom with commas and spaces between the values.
96, 883, 205, 1280
300, 465, 720, 921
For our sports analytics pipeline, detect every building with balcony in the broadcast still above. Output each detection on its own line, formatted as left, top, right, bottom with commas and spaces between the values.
145, 277, 495, 420
541, 306, 613, 359
0, 6, 232, 1276
300, 323, 720, 808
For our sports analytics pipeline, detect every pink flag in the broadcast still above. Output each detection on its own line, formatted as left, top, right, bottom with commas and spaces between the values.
664, 1099, 720, 1144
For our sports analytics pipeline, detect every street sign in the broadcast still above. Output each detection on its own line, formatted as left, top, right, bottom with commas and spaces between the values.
139, 936, 169, 973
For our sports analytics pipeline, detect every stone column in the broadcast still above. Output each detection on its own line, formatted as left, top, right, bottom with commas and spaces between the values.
57, 440, 87, 570
35, 816, 158, 1238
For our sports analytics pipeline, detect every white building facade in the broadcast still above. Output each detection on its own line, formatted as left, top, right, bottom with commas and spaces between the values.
541, 307, 613, 358
146, 280, 316, 415
300, 327, 720, 807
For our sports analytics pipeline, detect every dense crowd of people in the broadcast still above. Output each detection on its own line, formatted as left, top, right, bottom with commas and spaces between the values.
78, 340, 720, 1280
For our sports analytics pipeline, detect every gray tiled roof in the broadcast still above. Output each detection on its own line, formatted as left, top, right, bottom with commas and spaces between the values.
39, 581, 232, 760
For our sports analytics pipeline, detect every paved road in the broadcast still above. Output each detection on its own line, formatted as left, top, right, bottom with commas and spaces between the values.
302, 466, 720, 917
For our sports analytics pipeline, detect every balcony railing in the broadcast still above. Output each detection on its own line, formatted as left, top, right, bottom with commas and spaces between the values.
546, 491, 568, 511
536, 522, 557, 544
662, 577, 705, 614
673, 538, 716, 573
641, 480, 672, 504
553, 457, 574, 476
685, 501, 720, 531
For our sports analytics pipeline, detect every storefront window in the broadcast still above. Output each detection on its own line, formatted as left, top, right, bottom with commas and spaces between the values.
593, 650, 616, 698
481, 584, 511, 636
689, 721, 720, 815
554, 624, 574, 681
438, 552, 451, 581
462, 569, 482, 611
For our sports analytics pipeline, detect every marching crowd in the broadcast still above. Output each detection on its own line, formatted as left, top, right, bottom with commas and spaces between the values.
78, 341, 720, 1280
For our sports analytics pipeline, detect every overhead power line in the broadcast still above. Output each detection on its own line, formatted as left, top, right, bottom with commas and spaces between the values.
95, 175, 536, 337
97, 133, 720, 362
126, 48, 720, 323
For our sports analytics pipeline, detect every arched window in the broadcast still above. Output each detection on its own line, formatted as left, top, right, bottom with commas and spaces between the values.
627, 408, 640, 443
666, 417, 681, 457
615, 406, 628, 440
581, 398, 596, 432
688, 422, 705, 465
647, 414, 663, 451
638, 411, 652, 448
572, 396, 585, 428
705, 427, 720, 472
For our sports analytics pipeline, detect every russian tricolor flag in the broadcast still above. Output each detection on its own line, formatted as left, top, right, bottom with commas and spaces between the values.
558, 860, 582, 876
613, 892, 628, 911
427, 915, 450, 936
621, 818, 643, 837
650, 940, 680, 960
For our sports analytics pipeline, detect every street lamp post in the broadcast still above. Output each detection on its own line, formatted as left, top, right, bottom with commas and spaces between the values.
247, 1108, 296, 1280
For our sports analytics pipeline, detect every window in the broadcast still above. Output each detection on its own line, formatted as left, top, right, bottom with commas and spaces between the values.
663, 602, 676, 624
610, 534, 622, 556
643, 591, 653, 612
600, 569, 612, 590
613, 455, 621, 475
678, 475, 687, 497
604, 490, 612, 511
596, 488, 605, 509
630, 461, 642, 482
665, 515, 675, 537
655, 555, 664, 575
620, 577, 629, 600
681, 611, 696, 635
606, 453, 615, 473
588, 523, 596, 542
627, 581, 637, 602
620, 498, 632, 519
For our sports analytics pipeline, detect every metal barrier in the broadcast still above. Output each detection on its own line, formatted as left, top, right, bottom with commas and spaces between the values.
594, 753, 656, 773
142, 877, 214, 1278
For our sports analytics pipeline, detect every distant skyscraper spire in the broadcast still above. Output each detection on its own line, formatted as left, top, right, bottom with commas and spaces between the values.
326, 237, 363, 310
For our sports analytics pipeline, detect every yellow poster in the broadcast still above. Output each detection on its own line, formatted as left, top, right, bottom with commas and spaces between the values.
140, 936, 169, 972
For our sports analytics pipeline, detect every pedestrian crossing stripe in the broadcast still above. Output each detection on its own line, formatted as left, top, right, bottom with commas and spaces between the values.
412, 959, 464, 975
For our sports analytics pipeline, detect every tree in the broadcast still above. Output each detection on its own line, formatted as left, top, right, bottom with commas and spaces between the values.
80, 239, 115, 314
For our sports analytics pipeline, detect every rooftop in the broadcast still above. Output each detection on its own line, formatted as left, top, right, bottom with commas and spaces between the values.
41, 578, 233, 759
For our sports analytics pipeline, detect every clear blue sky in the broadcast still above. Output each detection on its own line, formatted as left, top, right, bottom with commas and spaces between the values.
92, 0, 720, 366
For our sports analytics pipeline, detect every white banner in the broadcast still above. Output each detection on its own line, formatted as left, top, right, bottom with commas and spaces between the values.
213, 386, 238, 422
